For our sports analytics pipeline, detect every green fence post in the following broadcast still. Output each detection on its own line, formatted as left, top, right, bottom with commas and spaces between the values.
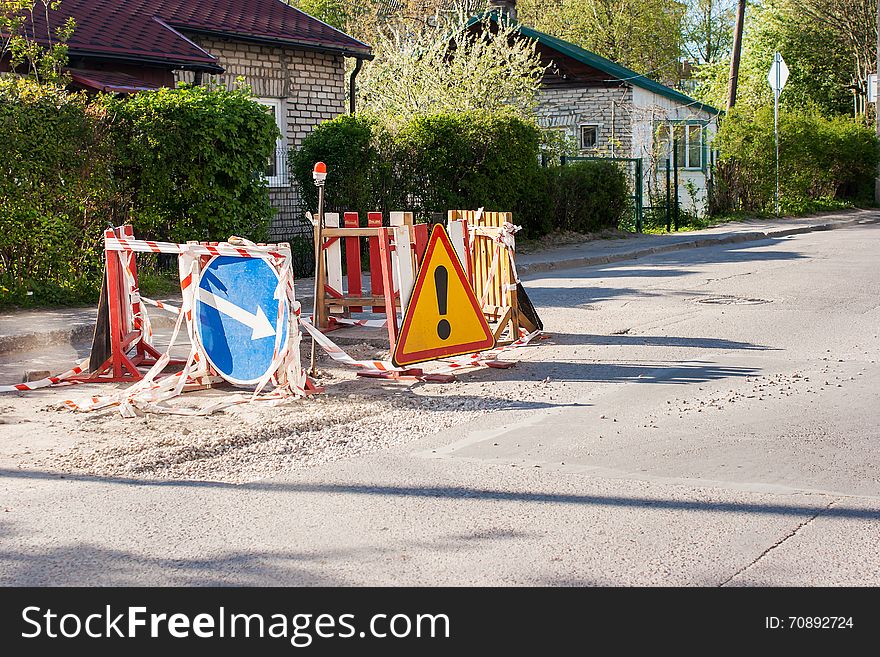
635, 158, 643, 233
665, 159, 671, 232
673, 138, 680, 231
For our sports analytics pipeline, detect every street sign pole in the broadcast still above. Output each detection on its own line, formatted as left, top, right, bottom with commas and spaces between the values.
311, 162, 327, 377
767, 52, 789, 218
774, 79, 780, 218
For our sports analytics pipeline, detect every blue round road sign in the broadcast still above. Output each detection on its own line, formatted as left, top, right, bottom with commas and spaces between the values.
195, 256, 289, 386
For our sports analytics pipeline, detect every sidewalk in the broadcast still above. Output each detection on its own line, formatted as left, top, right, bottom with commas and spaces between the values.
1, 208, 876, 357
516, 208, 879, 276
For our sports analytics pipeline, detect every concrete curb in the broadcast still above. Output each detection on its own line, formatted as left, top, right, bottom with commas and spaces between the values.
518, 216, 877, 277
0, 324, 95, 357
1, 215, 875, 357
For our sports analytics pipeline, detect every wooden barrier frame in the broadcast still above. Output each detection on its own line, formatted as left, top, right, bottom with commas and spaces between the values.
317, 211, 428, 349
448, 210, 537, 345
69, 226, 167, 383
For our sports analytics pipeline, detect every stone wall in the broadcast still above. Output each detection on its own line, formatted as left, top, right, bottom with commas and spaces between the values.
175, 37, 347, 240
536, 85, 633, 157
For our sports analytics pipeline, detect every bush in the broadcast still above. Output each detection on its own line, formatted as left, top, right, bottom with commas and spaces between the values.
1, 81, 281, 308
0, 78, 115, 306
546, 160, 630, 233
396, 111, 544, 223
292, 110, 560, 237
103, 84, 279, 244
712, 107, 879, 215
290, 113, 394, 216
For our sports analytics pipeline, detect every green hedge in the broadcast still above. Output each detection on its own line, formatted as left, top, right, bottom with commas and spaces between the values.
1, 81, 278, 307
712, 107, 879, 215
102, 85, 278, 243
547, 161, 630, 233
0, 79, 114, 305
292, 110, 627, 238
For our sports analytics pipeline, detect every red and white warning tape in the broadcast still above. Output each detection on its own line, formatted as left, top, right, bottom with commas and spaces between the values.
0, 358, 90, 393
104, 237, 288, 260
301, 317, 399, 373
329, 317, 389, 328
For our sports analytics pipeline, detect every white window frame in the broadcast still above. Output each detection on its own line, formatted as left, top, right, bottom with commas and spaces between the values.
656, 122, 704, 171
579, 123, 600, 150
255, 97, 286, 187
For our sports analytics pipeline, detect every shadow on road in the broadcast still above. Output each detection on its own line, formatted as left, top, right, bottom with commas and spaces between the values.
513, 359, 759, 385
548, 332, 774, 351
0, 469, 876, 521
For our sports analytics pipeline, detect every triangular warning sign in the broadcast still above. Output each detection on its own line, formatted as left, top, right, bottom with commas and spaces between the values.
393, 224, 495, 367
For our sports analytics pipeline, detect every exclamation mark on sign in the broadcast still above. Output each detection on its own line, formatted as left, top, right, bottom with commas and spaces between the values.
435, 265, 451, 340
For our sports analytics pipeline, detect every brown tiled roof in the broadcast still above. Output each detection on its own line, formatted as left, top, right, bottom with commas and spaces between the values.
68, 68, 163, 93
27, 0, 371, 70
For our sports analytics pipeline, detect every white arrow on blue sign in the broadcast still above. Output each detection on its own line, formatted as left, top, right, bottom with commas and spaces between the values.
195, 256, 289, 386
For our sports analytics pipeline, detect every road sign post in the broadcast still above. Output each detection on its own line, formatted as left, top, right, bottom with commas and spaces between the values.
311, 162, 327, 377
767, 52, 789, 218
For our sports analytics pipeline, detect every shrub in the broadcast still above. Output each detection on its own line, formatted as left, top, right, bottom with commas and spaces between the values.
290, 113, 394, 216
547, 160, 630, 233
712, 107, 879, 215
1, 82, 282, 308
394, 111, 544, 221
292, 110, 551, 235
0, 78, 115, 306
102, 84, 279, 244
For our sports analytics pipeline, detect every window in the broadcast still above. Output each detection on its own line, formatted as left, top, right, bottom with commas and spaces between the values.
655, 122, 703, 169
255, 98, 286, 186
580, 124, 599, 149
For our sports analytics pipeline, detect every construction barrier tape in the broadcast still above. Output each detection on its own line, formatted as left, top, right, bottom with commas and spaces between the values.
301, 317, 400, 373
0, 357, 90, 393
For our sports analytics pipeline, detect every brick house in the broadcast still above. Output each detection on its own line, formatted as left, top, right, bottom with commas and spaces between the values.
18, 0, 372, 238
482, 1, 721, 215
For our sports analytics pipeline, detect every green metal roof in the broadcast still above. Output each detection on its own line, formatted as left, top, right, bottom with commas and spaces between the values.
470, 14, 720, 116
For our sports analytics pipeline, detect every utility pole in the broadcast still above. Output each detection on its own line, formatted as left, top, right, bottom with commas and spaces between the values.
875, 0, 880, 204
727, 0, 747, 111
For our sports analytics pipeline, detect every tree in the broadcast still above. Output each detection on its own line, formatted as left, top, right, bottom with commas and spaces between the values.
694, 2, 854, 116
356, 11, 545, 121
682, 0, 737, 64
0, 0, 75, 85
795, 0, 876, 96
517, 0, 686, 84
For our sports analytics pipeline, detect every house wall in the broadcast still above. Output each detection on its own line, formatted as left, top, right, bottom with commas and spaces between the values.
536, 85, 633, 156
175, 37, 347, 240
631, 86, 718, 215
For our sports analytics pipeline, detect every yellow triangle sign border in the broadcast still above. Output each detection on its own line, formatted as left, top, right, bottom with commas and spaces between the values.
392, 224, 495, 367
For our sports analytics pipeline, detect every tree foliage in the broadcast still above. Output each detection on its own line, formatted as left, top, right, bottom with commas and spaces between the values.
518, 0, 686, 84
0, 0, 75, 85
356, 12, 545, 121
682, 0, 736, 64
694, 1, 863, 117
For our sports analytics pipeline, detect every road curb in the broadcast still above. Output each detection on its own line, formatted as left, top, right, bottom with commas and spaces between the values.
518, 217, 874, 277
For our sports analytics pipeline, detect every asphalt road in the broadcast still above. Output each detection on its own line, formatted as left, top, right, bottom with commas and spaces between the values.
1, 223, 878, 585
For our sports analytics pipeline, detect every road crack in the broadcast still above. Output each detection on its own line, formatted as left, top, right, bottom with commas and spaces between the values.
719, 498, 837, 587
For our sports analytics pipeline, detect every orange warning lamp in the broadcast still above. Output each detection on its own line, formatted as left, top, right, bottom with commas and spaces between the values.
313, 161, 327, 185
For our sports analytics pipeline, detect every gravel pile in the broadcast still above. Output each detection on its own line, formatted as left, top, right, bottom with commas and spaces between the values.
35, 360, 529, 484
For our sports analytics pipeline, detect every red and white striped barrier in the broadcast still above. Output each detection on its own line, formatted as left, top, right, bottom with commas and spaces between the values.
1, 229, 308, 416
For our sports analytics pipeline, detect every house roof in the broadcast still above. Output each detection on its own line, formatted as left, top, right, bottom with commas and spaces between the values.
25, 0, 372, 72
68, 69, 163, 93
471, 14, 720, 116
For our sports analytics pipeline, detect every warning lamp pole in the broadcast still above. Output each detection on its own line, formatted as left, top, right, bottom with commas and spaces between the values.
310, 161, 327, 377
